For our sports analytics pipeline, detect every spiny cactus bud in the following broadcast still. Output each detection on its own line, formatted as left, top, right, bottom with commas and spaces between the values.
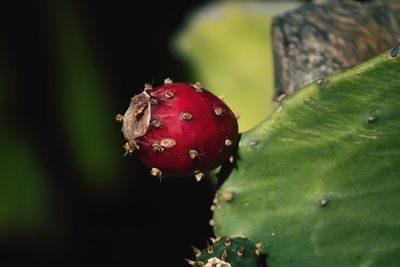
188, 236, 264, 267
118, 80, 239, 180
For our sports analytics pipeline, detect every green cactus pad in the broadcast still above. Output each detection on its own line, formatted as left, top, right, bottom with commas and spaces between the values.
213, 50, 400, 267
188, 236, 264, 267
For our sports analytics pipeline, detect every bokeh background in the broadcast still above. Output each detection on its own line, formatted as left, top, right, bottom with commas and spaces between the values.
1, 0, 214, 266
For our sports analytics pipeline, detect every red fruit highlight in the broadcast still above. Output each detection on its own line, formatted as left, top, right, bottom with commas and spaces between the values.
119, 81, 239, 180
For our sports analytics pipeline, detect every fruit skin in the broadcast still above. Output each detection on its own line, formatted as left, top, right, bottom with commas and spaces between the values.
120, 81, 239, 178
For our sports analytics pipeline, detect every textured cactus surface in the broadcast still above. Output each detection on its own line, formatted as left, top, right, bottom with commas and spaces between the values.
213, 50, 400, 267
188, 236, 264, 267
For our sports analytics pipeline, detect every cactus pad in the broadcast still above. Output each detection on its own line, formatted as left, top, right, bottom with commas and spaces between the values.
213, 50, 400, 266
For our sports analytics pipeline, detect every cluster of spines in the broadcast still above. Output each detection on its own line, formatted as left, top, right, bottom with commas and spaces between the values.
116, 78, 237, 181
186, 236, 263, 267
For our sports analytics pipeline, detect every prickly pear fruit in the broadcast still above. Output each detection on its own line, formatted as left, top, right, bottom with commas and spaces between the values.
118, 80, 238, 180
187, 236, 264, 267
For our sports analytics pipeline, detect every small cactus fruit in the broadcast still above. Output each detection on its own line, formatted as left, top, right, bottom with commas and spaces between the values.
187, 236, 264, 267
119, 80, 239, 179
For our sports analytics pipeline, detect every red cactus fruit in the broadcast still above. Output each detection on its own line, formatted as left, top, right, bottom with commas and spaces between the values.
117, 79, 239, 181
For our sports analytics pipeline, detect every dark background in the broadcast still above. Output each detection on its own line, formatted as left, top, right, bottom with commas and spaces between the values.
0, 0, 215, 266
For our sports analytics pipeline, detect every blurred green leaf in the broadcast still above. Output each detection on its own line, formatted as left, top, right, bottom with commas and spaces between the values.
50, 1, 121, 184
0, 34, 47, 234
173, 2, 301, 131
0, 134, 47, 234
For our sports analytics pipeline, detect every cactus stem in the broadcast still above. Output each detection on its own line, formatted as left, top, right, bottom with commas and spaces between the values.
185, 259, 195, 266
194, 170, 205, 182
144, 83, 153, 90
164, 91, 175, 99
189, 149, 200, 160
151, 119, 162, 128
193, 81, 203, 92
207, 244, 214, 254
115, 114, 124, 122
214, 107, 224, 116
191, 245, 202, 257
238, 247, 245, 256
224, 237, 231, 246
221, 249, 228, 261
160, 138, 176, 148
164, 78, 173, 84
152, 143, 164, 153
319, 199, 329, 206
182, 112, 193, 121
222, 192, 233, 202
